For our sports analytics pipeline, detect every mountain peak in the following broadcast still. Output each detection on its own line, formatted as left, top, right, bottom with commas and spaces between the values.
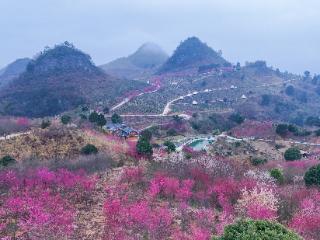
0, 42, 132, 117
129, 42, 168, 69
159, 36, 229, 73
25, 42, 100, 76
101, 42, 168, 78
135, 42, 166, 55
182, 36, 202, 44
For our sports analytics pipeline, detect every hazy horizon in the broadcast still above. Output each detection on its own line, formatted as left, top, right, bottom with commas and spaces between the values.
0, 0, 319, 74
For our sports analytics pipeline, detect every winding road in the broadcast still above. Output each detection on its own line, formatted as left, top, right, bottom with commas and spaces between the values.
110, 73, 296, 118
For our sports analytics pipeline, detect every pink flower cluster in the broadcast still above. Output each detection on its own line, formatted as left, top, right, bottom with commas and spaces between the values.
2, 190, 74, 239
104, 185, 173, 240
290, 191, 320, 240
103, 166, 263, 239
0, 168, 96, 239
122, 167, 144, 183
148, 173, 194, 201
16, 117, 30, 127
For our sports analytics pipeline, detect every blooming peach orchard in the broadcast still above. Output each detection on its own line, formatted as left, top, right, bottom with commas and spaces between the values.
0, 154, 319, 239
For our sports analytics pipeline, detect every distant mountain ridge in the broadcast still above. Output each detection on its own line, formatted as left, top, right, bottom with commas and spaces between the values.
129, 42, 169, 68
159, 37, 230, 73
0, 58, 31, 88
100, 42, 168, 79
0, 42, 145, 117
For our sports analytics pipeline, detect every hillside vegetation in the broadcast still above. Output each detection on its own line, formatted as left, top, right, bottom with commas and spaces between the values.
0, 42, 145, 117
159, 37, 230, 73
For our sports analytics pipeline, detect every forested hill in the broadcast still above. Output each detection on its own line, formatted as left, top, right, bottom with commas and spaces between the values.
159, 37, 230, 73
0, 42, 145, 117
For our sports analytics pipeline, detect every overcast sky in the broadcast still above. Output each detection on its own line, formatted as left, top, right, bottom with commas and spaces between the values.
0, 0, 319, 74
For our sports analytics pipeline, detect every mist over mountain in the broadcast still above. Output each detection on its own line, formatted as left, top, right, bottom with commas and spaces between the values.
101, 42, 168, 79
129, 42, 168, 68
159, 37, 230, 73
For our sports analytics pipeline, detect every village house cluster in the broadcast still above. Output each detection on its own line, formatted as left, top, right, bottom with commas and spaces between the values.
103, 123, 139, 138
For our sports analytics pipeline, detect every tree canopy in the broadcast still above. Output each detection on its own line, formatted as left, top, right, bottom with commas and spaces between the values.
214, 219, 301, 240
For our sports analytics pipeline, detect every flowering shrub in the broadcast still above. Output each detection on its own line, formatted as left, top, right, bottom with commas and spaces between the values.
0, 167, 97, 239
104, 168, 218, 240
244, 170, 275, 185
122, 167, 144, 183
236, 185, 279, 220
126, 139, 138, 158
104, 188, 174, 240
1, 190, 74, 239
148, 173, 194, 201
290, 191, 320, 240
104, 161, 265, 240
16, 117, 29, 127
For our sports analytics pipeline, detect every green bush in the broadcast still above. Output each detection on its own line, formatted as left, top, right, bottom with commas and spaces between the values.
214, 219, 301, 240
294, 130, 311, 137
172, 115, 183, 123
284, 147, 302, 161
79, 114, 87, 120
89, 111, 99, 123
111, 113, 122, 124
103, 106, 109, 114
260, 94, 271, 106
229, 113, 245, 124
278, 124, 310, 137
270, 168, 284, 184
167, 128, 177, 136
96, 114, 106, 127
81, 106, 89, 112
314, 129, 320, 136
288, 124, 298, 133
304, 164, 320, 187
275, 144, 285, 150
191, 121, 200, 131
140, 129, 152, 142
0, 155, 16, 167
61, 115, 71, 125
89, 111, 106, 127
276, 124, 288, 136
250, 157, 267, 166
164, 141, 176, 153
136, 138, 153, 156
41, 120, 51, 129
81, 144, 98, 155
234, 142, 241, 148
285, 85, 295, 96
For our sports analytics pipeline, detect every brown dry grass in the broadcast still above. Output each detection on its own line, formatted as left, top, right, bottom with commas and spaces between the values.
0, 126, 129, 162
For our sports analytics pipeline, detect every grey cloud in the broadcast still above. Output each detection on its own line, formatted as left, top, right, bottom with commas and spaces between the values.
0, 0, 319, 74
